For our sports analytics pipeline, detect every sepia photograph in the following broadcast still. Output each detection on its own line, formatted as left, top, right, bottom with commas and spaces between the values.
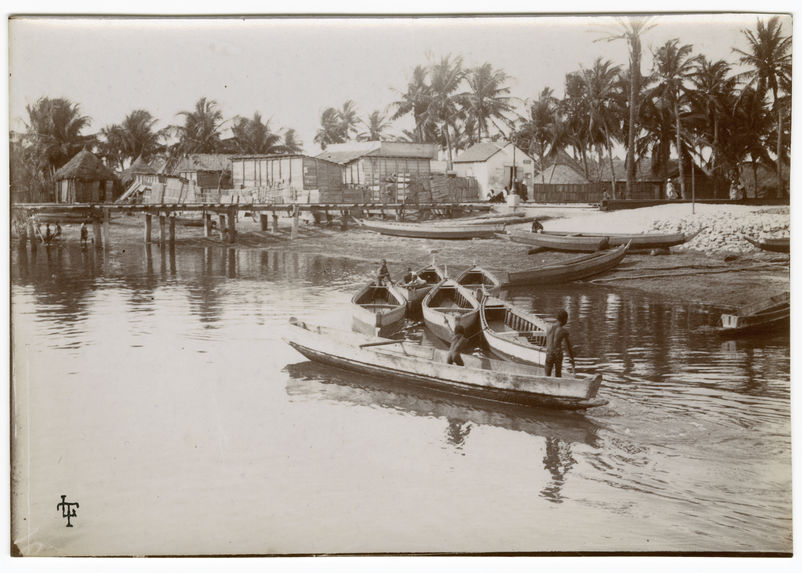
7, 5, 795, 560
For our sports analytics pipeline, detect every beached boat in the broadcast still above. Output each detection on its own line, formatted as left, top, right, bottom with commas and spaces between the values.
480, 296, 554, 366
717, 292, 790, 336
284, 319, 607, 410
436, 213, 537, 226
496, 242, 630, 286
394, 264, 446, 312
506, 230, 609, 252
540, 229, 701, 250
421, 278, 481, 343
744, 236, 790, 254
350, 282, 407, 337
455, 265, 503, 291
357, 218, 504, 240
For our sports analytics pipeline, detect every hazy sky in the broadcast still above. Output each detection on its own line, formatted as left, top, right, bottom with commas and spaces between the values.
8, 13, 791, 155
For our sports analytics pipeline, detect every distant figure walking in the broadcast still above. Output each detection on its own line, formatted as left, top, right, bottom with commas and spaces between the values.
80, 221, 89, 246
376, 259, 391, 286
446, 324, 466, 366
544, 309, 575, 378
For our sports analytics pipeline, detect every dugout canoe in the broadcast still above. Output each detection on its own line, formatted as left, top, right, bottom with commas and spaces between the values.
421, 278, 481, 344
507, 230, 609, 252
284, 318, 607, 410
357, 218, 504, 240
436, 213, 537, 226
540, 229, 701, 250
744, 236, 790, 254
350, 282, 407, 337
480, 296, 554, 366
394, 264, 446, 311
497, 242, 630, 286
716, 292, 790, 337
455, 265, 503, 291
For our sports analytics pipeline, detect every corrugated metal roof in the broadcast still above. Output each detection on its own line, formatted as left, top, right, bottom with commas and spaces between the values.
453, 142, 505, 163
172, 154, 234, 173
315, 141, 438, 164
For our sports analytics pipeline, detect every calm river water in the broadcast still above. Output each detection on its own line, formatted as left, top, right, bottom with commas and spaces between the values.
10, 242, 791, 555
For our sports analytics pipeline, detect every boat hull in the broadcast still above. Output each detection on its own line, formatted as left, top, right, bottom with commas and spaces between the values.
421, 279, 481, 343
508, 231, 608, 252
744, 236, 790, 253
541, 230, 693, 249
284, 321, 606, 410
359, 219, 504, 240
350, 283, 406, 337
501, 242, 630, 286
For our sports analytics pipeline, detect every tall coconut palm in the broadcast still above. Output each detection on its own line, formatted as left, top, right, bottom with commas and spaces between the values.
314, 107, 344, 150
390, 65, 436, 143
721, 86, 773, 195
559, 72, 592, 178
422, 54, 467, 170
516, 87, 561, 184
465, 62, 514, 142
282, 128, 303, 154
597, 16, 655, 198
119, 109, 162, 161
734, 16, 792, 197
24, 96, 95, 176
174, 97, 225, 154
688, 57, 736, 196
229, 112, 283, 154
338, 100, 360, 141
358, 110, 391, 141
648, 39, 700, 198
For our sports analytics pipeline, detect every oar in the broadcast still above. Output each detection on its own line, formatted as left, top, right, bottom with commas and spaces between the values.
360, 340, 406, 348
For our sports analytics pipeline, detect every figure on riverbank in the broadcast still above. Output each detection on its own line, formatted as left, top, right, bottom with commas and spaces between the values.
376, 259, 391, 286
666, 178, 678, 200
80, 221, 89, 246
44, 224, 54, 245
446, 324, 466, 366
55, 221, 62, 241
531, 219, 544, 233
544, 310, 575, 378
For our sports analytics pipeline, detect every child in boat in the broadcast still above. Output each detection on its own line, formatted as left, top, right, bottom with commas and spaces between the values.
376, 259, 391, 286
544, 310, 575, 378
447, 325, 466, 366
402, 267, 414, 284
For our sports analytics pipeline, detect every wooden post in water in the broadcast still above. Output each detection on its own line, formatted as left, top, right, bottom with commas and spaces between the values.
291, 204, 300, 240
271, 212, 279, 233
203, 213, 212, 238
227, 207, 237, 243
144, 213, 153, 243
103, 208, 111, 249
28, 218, 37, 252
260, 213, 268, 231
169, 214, 176, 245
218, 213, 227, 240
93, 217, 103, 249
159, 214, 167, 247
341, 209, 349, 231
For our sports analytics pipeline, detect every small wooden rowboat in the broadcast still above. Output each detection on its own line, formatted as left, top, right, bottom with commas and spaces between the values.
540, 229, 701, 250
455, 265, 503, 291
350, 282, 407, 337
744, 236, 790, 254
421, 278, 481, 344
394, 264, 446, 312
358, 218, 504, 240
507, 230, 609, 252
480, 296, 554, 366
717, 292, 790, 336
496, 242, 630, 286
284, 319, 607, 410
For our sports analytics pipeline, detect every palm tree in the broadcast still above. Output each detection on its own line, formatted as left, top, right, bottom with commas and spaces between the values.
516, 87, 561, 184
229, 112, 283, 154
174, 97, 225, 154
465, 62, 514, 142
390, 65, 435, 143
422, 54, 467, 170
597, 16, 655, 198
24, 96, 94, 175
734, 16, 792, 197
721, 86, 773, 195
98, 109, 164, 169
339, 100, 360, 141
689, 57, 736, 196
358, 110, 391, 141
648, 39, 700, 198
282, 128, 303, 153
314, 107, 344, 150
559, 72, 592, 178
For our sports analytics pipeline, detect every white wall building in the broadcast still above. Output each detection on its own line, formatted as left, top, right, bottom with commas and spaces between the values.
452, 142, 535, 200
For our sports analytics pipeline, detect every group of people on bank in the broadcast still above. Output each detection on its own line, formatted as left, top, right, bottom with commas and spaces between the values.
15, 217, 91, 247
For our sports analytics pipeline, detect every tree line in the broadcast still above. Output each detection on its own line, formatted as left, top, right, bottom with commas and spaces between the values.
12, 15, 791, 201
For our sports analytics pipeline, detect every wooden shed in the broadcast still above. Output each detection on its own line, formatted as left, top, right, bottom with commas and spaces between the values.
54, 149, 118, 203
231, 154, 343, 202
172, 154, 234, 189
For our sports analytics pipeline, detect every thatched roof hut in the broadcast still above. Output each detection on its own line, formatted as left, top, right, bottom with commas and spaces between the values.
120, 155, 157, 187
55, 149, 119, 203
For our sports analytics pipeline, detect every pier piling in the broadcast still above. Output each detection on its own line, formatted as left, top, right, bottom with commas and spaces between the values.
169, 214, 176, 245
159, 214, 167, 247
291, 205, 300, 240
93, 218, 103, 249
227, 207, 237, 243
203, 213, 212, 238
144, 214, 153, 243
260, 213, 268, 232
103, 208, 110, 249
218, 213, 226, 240
271, 212, 279, 233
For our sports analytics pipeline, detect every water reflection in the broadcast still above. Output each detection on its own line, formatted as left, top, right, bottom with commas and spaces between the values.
540, 437, 577, 504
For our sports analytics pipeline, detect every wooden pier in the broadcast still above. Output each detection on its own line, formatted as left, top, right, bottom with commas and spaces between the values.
12, 202, 493, 246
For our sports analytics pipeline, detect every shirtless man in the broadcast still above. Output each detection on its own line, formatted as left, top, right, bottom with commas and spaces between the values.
446, 325, 467, 366
544, 310, 575, 378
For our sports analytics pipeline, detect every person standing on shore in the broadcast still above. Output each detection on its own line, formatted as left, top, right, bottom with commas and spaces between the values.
80, 221, 89, 246
544, 310, 575, 378
666, 178, 677, 200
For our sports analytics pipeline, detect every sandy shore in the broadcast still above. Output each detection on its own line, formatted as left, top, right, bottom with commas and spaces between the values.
25, 204, 790, 310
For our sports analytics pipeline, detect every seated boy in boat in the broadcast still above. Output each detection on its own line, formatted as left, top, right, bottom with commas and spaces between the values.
446, 325, 467, 366
545, 310, 575, 378
376, 259, 392, 286
401, 270, 426, 289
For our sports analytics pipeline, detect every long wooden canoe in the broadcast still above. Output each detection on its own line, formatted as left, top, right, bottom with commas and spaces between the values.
394, 264, 446, 312
350, 282, 407, 337
540, 229, 701, 250
744, 236, 790, 253
358, 218, 504, 240
480, 296, 554, 366
436, 214, 537, 226
421, 278, 481, 344
497, 242, 630, 286
284, 319, 607, 410
717, 292, 790, 336
507, 230, 609, 252
455, 265, 503, 291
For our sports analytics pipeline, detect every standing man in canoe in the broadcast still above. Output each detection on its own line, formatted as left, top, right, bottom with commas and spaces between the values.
376, 259, 392, 286
545, 310, 575, 378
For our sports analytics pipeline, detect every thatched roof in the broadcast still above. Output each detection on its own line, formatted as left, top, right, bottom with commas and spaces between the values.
533, 163, 591, 184
55, 149, 116, 181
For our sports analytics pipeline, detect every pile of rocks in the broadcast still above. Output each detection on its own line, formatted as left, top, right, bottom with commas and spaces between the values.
649, 207, 790, 255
